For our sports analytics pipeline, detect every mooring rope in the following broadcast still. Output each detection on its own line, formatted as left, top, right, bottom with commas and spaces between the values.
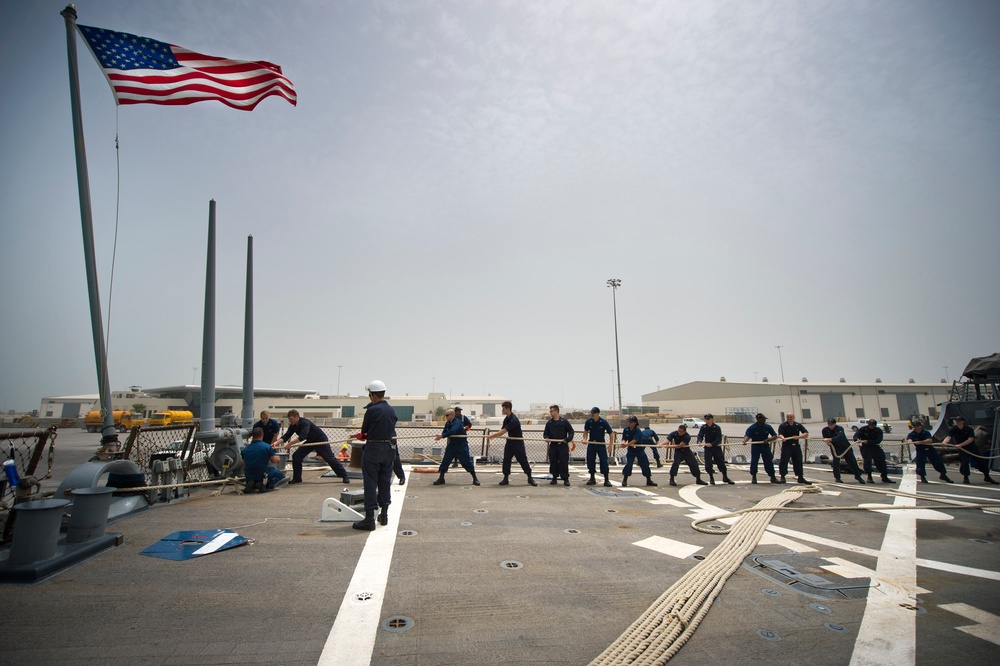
591, 482, 999, 665
590, 486, 814, 665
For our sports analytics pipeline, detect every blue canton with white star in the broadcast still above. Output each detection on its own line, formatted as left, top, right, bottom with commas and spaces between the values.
78, 24, 180, 70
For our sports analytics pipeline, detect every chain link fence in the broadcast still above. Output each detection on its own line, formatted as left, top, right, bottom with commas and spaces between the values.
1, 427, 57, 542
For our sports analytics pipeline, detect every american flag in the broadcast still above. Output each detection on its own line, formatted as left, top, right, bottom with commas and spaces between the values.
77, 24, 296, 111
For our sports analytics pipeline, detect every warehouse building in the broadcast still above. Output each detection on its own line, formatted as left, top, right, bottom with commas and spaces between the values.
642, 379, 951, 424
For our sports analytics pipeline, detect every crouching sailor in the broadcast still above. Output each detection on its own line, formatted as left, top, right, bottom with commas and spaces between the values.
241, 427, 288, 493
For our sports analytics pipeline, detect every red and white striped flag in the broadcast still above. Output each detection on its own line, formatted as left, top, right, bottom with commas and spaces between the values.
77, 24, 296, 111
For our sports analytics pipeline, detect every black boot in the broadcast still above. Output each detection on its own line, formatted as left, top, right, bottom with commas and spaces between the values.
881, 474, 893, 484
940, 473, 954, 483
695, 477, 708, 486
353, 509, 376, 531
549, 478, 558, 485
527, 476, 538, 486
796, 476, 808, 484
433, 473, 446, 485
723, 475, 735, 485
669, 476, 677, 487
586, 474, 596, 485
563, 478, 571, 486
499, 476, 510, 486
378, 506, 389, 526
622, 477, 629, 487
708, 474, 715, 486
603, 475, 612, 487
919, 475, 928, 484
646, 476, 657, 487
867, 474, 874, 483
963, 475, 971, 484
986, 476, 999, 485
834, 476, 843, 483
769, 476, 780, 484
779, 475, 787, 484
472, 473, 481, 486
855, 475, 866, 484
751, 474, 758, 484
341, 474, 350, 484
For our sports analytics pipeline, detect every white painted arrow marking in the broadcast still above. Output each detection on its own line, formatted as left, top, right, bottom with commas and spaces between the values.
939, 603, 1000, 647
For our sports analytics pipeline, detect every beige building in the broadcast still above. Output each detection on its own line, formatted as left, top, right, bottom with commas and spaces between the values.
642, 379, 952, 424
42, 387, 509, 425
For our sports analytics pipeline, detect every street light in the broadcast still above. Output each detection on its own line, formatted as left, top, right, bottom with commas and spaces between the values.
775, 345, 785, 382
943, 366, 950, 384
607, 278, 623, 419
337, 365, 342, 395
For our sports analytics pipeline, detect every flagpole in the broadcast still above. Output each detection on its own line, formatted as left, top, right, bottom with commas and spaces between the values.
61, 4, 119, 451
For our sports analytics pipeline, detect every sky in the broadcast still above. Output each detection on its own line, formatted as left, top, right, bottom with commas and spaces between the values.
1, 0, 998, 413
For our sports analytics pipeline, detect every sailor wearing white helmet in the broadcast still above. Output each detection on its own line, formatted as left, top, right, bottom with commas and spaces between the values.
353, 380, 399, 531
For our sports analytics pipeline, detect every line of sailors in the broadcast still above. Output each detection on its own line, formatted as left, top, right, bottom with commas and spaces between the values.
353, 385, 1000, 532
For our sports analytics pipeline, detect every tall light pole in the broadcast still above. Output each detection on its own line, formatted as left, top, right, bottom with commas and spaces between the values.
943, 366, 950, 383
775, 345, 785, 382
337, 365, 342, 395
607, 278, 623, 419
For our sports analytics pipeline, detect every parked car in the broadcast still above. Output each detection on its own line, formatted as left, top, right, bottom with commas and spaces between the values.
850, 419, 893, 433
682, 417, 707, 430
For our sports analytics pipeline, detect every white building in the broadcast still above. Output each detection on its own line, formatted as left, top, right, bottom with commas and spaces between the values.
642, 379, 952, 423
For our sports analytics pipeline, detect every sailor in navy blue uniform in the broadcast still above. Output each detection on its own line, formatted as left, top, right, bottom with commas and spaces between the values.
582, 407, 614, 487
620, 416, 656, 487
666, 424, 706, 487
821, 418, 865, 484
353, 380, 398, 530
252, 410, 281, 444
487, 401, 536, 486
276, 409, 349, 484
240, 426, 287, 492
743, 413, 780, 484
942, 415, 997, 484
450, 406, 473, 467
907, 421, 952, 484
697, 414, 733, 485
853, 419, 893, 484
543, 405, 575, 486
777, 413, 810, 484
433, 409, 480, 486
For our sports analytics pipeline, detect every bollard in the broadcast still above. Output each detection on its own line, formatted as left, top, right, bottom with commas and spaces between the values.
8, 499, 71, 565
67, 487, 117, 543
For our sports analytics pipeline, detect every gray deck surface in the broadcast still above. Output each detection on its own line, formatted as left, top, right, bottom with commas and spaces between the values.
2, 429, 999, 665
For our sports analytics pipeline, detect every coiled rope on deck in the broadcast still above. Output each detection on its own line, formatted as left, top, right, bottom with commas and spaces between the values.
591, 482, 999, 665
589, 486, 816, 666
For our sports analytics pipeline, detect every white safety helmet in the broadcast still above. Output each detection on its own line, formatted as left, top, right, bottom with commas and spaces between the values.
366, 379, 387, 393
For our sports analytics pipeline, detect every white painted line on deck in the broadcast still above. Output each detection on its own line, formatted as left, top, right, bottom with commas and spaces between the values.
646, 496, 693, 508
317, 476, 410, 666
767, 524, 1000, 582
857, 503, 953, 521
758, 531, 816, 553
633, 535, 702, 559
824, 557, 930, 594
850, 473, 918, 666
938, 603, 1000, 647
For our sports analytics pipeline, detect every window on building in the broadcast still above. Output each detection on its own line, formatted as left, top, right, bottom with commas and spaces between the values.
856, 408, 865, 418
45, 411, 53, 417
881, 408, 890, 418
801, 409, 811, 420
